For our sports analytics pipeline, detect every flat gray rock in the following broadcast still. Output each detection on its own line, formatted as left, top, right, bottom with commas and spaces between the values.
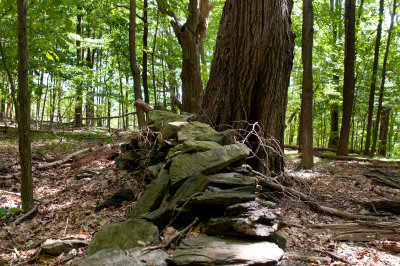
148, 110, 187, 131
87, 219, 158, 256
42, 237, 88, 256
168, 236, 284, 265
189, 186, 255, 205
208, 172, 257, 188
80, 247, 135, 265
177, 121, 217, 142
169, 143, 251, 189
129, 168, 169, 218
166, 141, 222, 159
127, 247, 169, 266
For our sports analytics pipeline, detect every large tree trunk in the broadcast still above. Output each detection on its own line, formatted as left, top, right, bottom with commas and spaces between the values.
200, 0, 295, 174
370, 0, 396, 157
300, 0, 314, 169
364, 0, 384, 155
129, 0, 146, 127
17, 0, 33, 212
337, 0, 356, 156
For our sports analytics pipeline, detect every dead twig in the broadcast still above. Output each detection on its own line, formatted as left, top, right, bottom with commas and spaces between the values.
313, 249, 349, 263
14, 247, 42, 266
37, 147, 92, 169
142, 217, 199, 252
244, 165, 379, 221
10, 204, 39, 235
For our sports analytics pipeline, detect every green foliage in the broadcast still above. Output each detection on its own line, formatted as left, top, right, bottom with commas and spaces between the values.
0, 207, 23, 217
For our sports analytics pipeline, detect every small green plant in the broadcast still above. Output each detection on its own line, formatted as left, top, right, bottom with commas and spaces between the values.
0, 207, 23, 217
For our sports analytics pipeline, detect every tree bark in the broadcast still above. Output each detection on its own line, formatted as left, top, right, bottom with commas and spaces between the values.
370, 0, 397, 156
337, 0, 356, 156
74, 5, 83, 127
17, 0, 33, 212
200, 0, 295, 174
142, 0, 149, 104
129, 0, 146, 127
364, 0, 384, 155
159, 0, 211, 113
300, 0, 314, 169
378, 107, 390, 156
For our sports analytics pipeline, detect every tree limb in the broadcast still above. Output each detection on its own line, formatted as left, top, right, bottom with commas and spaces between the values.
37, 147, 92, 169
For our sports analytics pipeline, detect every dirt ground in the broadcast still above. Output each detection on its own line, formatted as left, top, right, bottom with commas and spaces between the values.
1, 132, 400, 265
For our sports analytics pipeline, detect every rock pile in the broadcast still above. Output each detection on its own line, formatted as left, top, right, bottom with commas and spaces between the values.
81, 110, 288, 266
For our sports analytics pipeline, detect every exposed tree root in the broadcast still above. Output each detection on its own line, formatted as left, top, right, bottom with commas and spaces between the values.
37, 147, 92, 169
245, 166, 379, 221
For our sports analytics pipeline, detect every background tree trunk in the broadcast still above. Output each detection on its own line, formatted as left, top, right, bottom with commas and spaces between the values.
17, 0, 33, 212
129, 0, 145, 127
378, 106, 390, 156
328, 104, 339, 148
75, 5, 83, 127
200, 0, 295, 174
337, 0, 356, 156
300, 0, 314, 169
363, 0, 384, 155
370, 0, 397, 156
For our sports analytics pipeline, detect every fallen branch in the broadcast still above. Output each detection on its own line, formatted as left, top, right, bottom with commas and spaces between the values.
14, 247, 42, 266
142, 217, 199, 252
313, 249, 349, 263
245, 166, 379, 221
0, 189, 20, 196
10, 204, 39, 235
37, 147, 92, 169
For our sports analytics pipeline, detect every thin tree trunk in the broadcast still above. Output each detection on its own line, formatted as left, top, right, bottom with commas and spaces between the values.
75, 5, 83, 127
300, 0, 314, 169
370, 0, 397, 156
142, 0, 149, 104
17, 0, 33, 212
40, 75, 49, 128
364, 0, 384, 155
129, 0, 145, 127
337, 0, 356, 156
151, 14, 160, 107
35, 71, 43, 129
378, 107, 390, 156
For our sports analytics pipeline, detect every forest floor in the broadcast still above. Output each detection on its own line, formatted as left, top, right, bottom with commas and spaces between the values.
0, 127, 400, 265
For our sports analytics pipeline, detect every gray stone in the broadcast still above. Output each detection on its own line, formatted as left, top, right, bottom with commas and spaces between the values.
205, 201, 282, 239
42, 238, 88, 256
126, 247, 169, 266
177, 121, 217, 142
75, 169, 97, 180
129, 168, 169, 218
168, 236, 284, 265
166, 141, 222, 159
158, 121, 188, 142
208, 172, 257, 188
169, 143, 251, 189
268, 230, 287, 250
87, 219, 158, 256
148, 110, 186, 131
80, 247, 135, 265
169, 175, 209, 206
147, 162, 165, 178
196, 129, 234, 145
189, 186, 255, 205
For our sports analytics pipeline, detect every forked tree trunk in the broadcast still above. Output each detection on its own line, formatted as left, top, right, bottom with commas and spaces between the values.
337, 0, 356, 156
201, 0, 295, 174
370, 0, 397, 156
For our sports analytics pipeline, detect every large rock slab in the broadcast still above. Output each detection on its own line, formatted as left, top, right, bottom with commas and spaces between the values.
208, 172, 257, 188
80, 246, 169, 266
148, 110, 187, 131
87, 219, 158, 256
177, 121, 217, 142
205, 201, 281, 238
169, 175, 210, 206
166, 141, 222, 159
169, 143, 251, 189
129, 168, 169, 218
159, 121, 188, 142
196, 129, 234, 145
42, 237, 88, 256
168, 236, 284, 265
189, 186, 255, 205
